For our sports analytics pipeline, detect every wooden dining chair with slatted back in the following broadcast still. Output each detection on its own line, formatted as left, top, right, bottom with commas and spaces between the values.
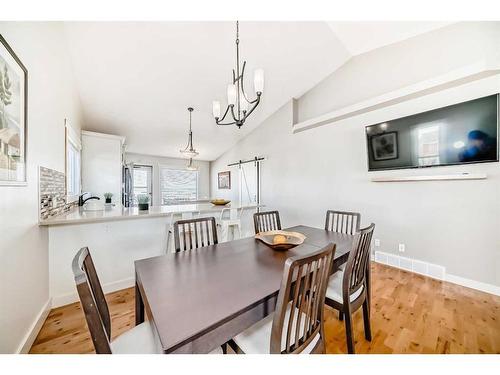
324, 223, 375, 354
72, 247, 161, 354
173, 216, 218, 252
325, 210, 362, 320
325, 210, 361, 235
228, 243, 335, 354
253, 210, 282, 234
171, 216, 228, 353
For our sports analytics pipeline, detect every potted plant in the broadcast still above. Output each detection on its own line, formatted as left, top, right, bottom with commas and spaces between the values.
137, 194, 150, 211
103, 192, 113, 204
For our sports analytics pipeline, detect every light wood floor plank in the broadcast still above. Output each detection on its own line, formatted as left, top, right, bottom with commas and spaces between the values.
30, 262, 500, 354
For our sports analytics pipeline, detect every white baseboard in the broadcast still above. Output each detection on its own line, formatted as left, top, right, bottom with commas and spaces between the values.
374, 250, 500, 296
16, 298, 52, 354
52, 277, 136, 308
445, 274, 500, 296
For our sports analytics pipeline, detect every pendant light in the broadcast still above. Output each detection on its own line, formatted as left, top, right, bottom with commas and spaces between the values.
180, 107, 198, 158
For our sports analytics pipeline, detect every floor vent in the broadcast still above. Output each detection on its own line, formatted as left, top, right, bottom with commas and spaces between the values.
374, 251, 446, 280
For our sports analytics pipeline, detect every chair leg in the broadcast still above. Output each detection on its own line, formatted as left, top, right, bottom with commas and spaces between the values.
221, 223, 228, 242
339, 311, 344, 321
166, 229, 172, 254
344, 308, 355, 354
362, 298, 372, 341
221, 343, 227, 354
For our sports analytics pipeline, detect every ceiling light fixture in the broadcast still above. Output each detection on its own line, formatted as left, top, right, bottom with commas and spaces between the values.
212, 21, 264, 128
180, 107, 198, 158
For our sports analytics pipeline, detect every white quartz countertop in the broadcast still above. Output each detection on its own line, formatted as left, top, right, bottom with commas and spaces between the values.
39, 203, 262, 226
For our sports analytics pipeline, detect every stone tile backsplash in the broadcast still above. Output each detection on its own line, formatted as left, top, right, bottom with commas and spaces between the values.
39, 166, 76, 220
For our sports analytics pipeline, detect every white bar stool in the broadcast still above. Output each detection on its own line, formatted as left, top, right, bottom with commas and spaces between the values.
217, 207, 243, 242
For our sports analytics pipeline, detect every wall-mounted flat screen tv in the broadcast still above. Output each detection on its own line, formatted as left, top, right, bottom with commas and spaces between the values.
366, 94, 499, 171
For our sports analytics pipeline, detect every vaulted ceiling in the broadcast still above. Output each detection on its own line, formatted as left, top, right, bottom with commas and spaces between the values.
64, 21, 451, 161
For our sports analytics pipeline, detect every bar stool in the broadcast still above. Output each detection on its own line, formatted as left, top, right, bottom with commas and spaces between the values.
217, 207, 243, 242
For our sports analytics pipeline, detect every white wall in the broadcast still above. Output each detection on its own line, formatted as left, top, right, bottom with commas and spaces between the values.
125, 152, 210, 205
82, 131, 123, 202
0, 22, 83, 353
210, 22, 500, 288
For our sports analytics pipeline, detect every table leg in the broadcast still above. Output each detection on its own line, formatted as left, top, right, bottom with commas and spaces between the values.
135, 281, 145, 325
366, 254, 371, 308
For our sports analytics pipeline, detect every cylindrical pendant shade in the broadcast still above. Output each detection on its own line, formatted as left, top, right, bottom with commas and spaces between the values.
227, 84, 237, 105
254, 69, 264, 94
212, 101, 221, 118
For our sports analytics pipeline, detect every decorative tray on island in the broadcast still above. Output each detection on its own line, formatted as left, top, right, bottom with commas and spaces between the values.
210, 199, 231, 206
255, 230, 306, 251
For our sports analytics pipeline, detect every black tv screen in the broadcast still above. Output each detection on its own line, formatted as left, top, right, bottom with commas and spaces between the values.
366, 94, 499, 171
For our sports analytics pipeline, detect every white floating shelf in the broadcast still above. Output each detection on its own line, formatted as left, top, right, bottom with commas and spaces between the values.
371, 173, 487, 182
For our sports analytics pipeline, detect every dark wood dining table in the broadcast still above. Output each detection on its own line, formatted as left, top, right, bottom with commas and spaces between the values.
134, 225, 356, 353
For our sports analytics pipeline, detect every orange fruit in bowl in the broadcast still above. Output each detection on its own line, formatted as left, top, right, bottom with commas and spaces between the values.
273, 234, 287, 244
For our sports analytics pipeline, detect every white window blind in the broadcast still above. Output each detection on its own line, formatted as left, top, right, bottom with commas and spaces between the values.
160, 167, 198, 204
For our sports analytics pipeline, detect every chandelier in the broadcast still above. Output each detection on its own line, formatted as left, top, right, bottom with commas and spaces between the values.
212, 21, 264, 128
180, 107, 198, 158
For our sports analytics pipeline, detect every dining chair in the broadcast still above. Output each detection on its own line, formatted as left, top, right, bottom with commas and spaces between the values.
325, 210, 361, 235
324, 223, 375, 354
229, 243, 335, 354
253, 210, 281, 234
166, 211, 201, 253
173, 216, 218, 252
72, 247, 223, 354
325, 209, 362, 321
72, 247, 161, 354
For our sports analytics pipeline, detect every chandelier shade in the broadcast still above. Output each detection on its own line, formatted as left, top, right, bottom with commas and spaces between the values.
186, 158, 198, 171
213, 21, 264, 128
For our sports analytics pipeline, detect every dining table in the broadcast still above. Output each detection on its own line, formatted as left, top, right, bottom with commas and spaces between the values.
134, 225, 359, 354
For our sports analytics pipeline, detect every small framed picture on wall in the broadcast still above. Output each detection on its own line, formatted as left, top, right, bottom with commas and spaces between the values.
370, 131, 398, 161
218, 171, 231, 189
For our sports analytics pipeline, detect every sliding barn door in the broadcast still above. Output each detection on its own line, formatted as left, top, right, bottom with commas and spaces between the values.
238, 161, 261, 207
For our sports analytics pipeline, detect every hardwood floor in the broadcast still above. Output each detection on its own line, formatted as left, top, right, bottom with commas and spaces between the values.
29, 262, 500, 354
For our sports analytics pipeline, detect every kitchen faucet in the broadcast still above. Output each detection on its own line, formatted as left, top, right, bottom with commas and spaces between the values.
78, 193, 100, 207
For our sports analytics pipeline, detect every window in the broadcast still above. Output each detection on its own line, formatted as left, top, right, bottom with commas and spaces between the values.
65, 122, 81, 200
159, 167, 198, 204
417, 125, 440, 166
133, 165, 152, 205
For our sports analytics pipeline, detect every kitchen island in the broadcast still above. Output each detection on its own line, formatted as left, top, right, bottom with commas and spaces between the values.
41, 203, 261, 307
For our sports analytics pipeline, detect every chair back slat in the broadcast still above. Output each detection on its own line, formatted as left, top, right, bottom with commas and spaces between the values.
343, 223, 375, 300
72, 247, 112, 354
253, 210, 282, 234
325, 210, 361, 235
270, 243, 335, 354
173, 216, 218, 252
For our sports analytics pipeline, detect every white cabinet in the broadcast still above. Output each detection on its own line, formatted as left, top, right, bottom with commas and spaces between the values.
81, 131, 125, 203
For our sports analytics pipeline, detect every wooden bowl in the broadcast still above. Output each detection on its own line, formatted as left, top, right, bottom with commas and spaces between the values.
255, 230, 306, 251
210, 199, 231, 206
